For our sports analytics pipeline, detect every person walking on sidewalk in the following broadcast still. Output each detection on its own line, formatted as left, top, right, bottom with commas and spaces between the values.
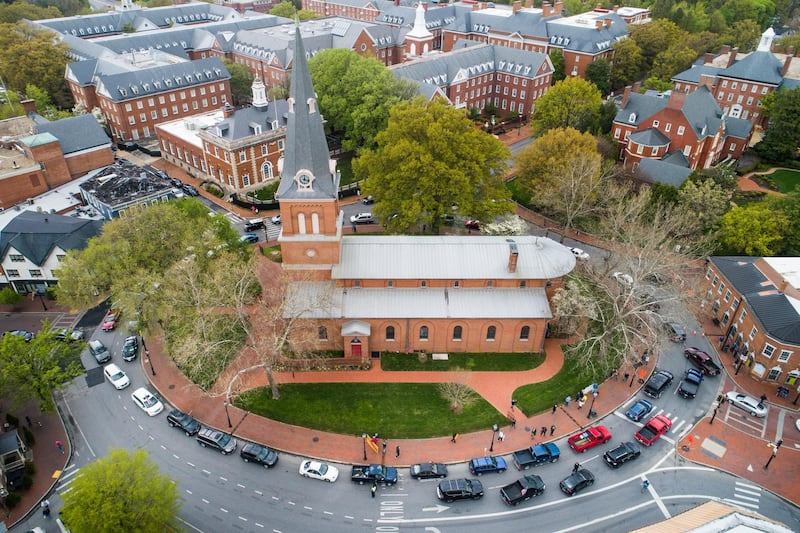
41, 499, 51, 519
541, 426, 548, 437
550, 424, 556, 436
395, 445, 400, 458
497, 430, 505, 442
451, 433, 458, 443
55, 440, 65, 454
564, 395, 571, 407
552, 404, 557, 414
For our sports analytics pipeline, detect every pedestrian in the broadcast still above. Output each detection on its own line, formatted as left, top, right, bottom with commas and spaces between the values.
41, 499, 50, 519
577, 398, 585, 409
641, 479, 650, 493
623, 372, 630, 382
565, 395, 571, 407
541, 426, 547, 437
510, 417, 516, 429
25, 415, 32, 427
451, 433, 458, 443
531, 427, 537, 436
497, 430, 505, 442
552, 404, 557, 414
55, 440, 64, 454
759, 394, 767, 405
550, 424, 556, 436
395, 445, 400, 458
573, 462, 580, 473
371, 481, 377, 498
382, 440, 387, 455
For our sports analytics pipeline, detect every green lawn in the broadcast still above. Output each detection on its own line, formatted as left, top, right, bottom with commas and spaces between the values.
769, 169, 800, 193
512, 355, 607, 417
380, 352, 545, 371
235, 383, 502, 438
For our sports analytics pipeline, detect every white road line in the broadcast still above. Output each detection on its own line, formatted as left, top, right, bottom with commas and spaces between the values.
59, 486, 73, 495
220, 476, 228, 482
220, 507, 229, 513
647, 485, 671, 519
177, 517, 204, 532
173, 454, 180, 460
59, 468, 81, 482
344, 515, 354, 519
735, 481, 761, 491
735, 487, 761, 497
238, 516, 247, 521
287, 501, 296, 506
304, 506, 313, 511
202, 498, 210, 504
148, 435, 154, 440
324, 511, 333, 515
62, 396, 95, 458
255, 523, 264, 528
202, 469, 211, 475
138, 424, 144, 431
187, 462, 195, 468
186, 489, 193, 495
723, 498, 759, 509
731, 493, 760, 502
671, 420, 686, 434
160, 445, 167, 450
237, 483, 246, 488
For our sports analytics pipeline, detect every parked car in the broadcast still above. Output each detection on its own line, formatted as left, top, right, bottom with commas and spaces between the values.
101, 309, 121, 331
121, 335, 138, 362
410, 462, 447, 479
643, 370, 674, 398
8, 330, 34, 342
244, 219, 265, 231
182, 184, 200, 196
240, 443, 278, 467
612, 272, 634, 288
559, 469, 595, 496
677, 368, 704, 399
603, 442, 640, 468
130, 387, 163, 416
166, 409, 201, 436
55, 328, 84, 342
362, 195, 375, 205
663, 322, 687, 342
625, 398, 654, 422
684, 347, 722, 376
469, 456, 507, 475
350, 212, 375, 224
725, 391, 768, 418
88, 339, 111, 364
103, 363, 130, 390
240, 233, 259, 244
196, 428, 237, 454
436, 478, 484, 502
299, 459, 339, 482
569, 247, 590, 260
500, 475, 545, 505
270, 214, 282, 225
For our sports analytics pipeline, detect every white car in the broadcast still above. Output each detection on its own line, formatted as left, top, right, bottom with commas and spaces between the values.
612, 272, 634, 288
569, 247, 590, 260
131, 387, 164, 416
349, 212, 375, 224
725, 391, 767, 418
299, 459, 339, 482
271, 214, 281, 225
103, 363, 130, 390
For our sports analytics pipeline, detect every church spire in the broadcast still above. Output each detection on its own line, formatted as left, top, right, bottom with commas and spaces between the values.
276, 24, 338, 200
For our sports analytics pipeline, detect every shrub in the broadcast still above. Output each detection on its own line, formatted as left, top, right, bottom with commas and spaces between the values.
21, 476, 32, 490
45, 286, 57, 300
204, 183, 225, 198
5, 413, 19, 428
0, 287, 24, 306
4, 492, 21, 508
23, 427, 35, 447
24, 461, 36, 475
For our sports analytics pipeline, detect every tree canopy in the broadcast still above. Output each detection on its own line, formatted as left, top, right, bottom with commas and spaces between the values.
755, 87, 800, 163
354, 98, 512, 234
532, 77, 602, 134
269, 1, 318, 20
717, 202, 790, 256
60, 449, 181, 533
222, 58, 254, 107
584, 59, 611, 95
309, 49, 417, 152
610, 38, 644, 90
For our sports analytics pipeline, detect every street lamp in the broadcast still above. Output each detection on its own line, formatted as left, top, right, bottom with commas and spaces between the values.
144, 350, 155, 376
587, 390, 599, 419
37, 291, 47, 311
362, 433, 367, 461
489, 423, 499, 452
223, 400, 232, 428
709, 402, 719, 425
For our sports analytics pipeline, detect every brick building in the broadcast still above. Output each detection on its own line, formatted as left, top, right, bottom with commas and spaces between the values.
156, 78, 289, 195
704, 256, 800, 386
276, 29, 575, 358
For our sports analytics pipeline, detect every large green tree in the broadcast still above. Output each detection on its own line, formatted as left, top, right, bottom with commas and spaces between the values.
584, 59, 611, 96
610, 38, 644, 90
354, 98, 512, 234
549, 49, 565, 83
309, 49, 417, 152
221, 58, 255, 107
718, 203, 790, 256
756, 87, 800, 162
0, 1, 61, 23
532, 77, 602, 134
629, 19, 687, 72
269, 0, 318, 20
650, 44, 699, 81
0, 323, 83, 411
60, 449, 181, 532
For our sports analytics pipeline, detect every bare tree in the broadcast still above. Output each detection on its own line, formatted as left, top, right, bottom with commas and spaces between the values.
437, 369, 478, 414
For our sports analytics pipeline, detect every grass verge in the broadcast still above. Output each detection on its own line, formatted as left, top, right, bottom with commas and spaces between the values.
769, 169, 800, 193
235, 383, 502, 438
380, 351, 545, 371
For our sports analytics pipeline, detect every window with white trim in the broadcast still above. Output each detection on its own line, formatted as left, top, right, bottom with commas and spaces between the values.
9, 254, 23, 262
732, 297, 739, 310
767, 367, 781, 381
724, 290, 731, 302
762, 343, 775, 358
749, 326, 757, 341
739, 309, 747, 322
705, 268, 712, 279
718, 281, 725, 294
777, 350, 791, 363
712, 275, 719, 286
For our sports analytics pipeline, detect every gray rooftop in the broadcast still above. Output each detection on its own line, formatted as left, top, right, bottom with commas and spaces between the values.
79, 162, 173, 208
331, 235, 575, 280
32, 114, 111, 155
636, 155, 692, 187
628, 127, 670, 147
204, 100, 289, 142
672, 63, 722, 84
721, 50, 784, 86
613, 92, 668, 127
0, 211, 104, 265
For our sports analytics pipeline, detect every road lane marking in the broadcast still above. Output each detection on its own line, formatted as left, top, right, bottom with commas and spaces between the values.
237, 483, 245, 488
202, 498, 209, 504
220, 507, 228, 513
186, 490, 193, 495
187, 462, 195, 468
723, 497, 759, 509
238, 516, 247, 521
63, 396, 95, 458
219, 476, 228, 481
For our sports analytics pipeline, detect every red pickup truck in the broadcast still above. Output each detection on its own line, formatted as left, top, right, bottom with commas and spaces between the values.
635, 414, 672, 446
568, 425, 612, 453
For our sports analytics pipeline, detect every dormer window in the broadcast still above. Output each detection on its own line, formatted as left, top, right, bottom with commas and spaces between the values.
628, 112, 636, 123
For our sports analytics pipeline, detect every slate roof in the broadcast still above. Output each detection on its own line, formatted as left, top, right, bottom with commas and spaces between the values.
0, 211, 103, 266
613, 92, 668, 127
724, 116, 752, 139
628, 127, 670, 147
545, 13, 628, 54
33, 114, 111, 155
636, 155, 692, 187
720, 50, 784, 85
205, 100, 289, 142
711, 257, 768, 295
672, 63, 723, 84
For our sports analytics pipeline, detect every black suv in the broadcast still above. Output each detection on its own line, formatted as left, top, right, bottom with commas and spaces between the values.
240, 443, 279, 467
559, 469, 595, 496
644, 370, 674, 398
196, 428, 237, 454
166, 409, 201, 436
603, 442, 640, 468
121, 335, 138, 362
244, 219, 265, 232
437, 479, 484, 502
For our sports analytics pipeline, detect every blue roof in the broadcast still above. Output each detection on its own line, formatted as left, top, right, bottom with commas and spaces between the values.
720, 50, 784, 85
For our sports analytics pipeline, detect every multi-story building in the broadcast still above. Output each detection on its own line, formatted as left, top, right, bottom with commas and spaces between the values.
704, 256, 800, 386
611, 84, 752, 181
0, 211, 103, 295
156, 78, 289, 195
275, 28, 576, 358
672, 28, 800, 127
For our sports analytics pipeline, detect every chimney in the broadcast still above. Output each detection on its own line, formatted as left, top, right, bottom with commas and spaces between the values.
507, 242, 519, 273
542, 1, 552, 17
720, 44, 730, 55
524, 0, 533, 7
699, 73, 716, 90
788, 46, 795, 56
604, 17, 612, 29
666, 90, 687, 110
703, 52, 714, 64
782, 55, 793, 76
20, 99, 37, 115
222, 103, 235, 118
727, 47, 738, 68
554, 0, 563, 14
595, 20, 603, 30
632, 80, 641, 93
621, 85, 632, 108
512, 1, 522, 13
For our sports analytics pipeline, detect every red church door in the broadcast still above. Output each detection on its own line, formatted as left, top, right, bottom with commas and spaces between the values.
351, 340, 362, 358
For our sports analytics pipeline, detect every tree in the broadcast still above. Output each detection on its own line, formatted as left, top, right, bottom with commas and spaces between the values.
0, 2, 62, 23
610, 38, 644, 90
221, 58, 254, 107
768, 191, 800, 255
756, 87, 800, 163
718, 203, 789, 256
309, 48, 417, 152
532, 77, 602, 134
0, 287, 23, 306
354, 98, 512, 234
629, 19, 687, 71
650, 45, 698, 81
514, 127, 608, 238
585, 59, 611, 96
438, 371, 478, 414
60, 449, 180, 532
549, 49, 565, 83
0, 322, 83, 411
719, 19, 763, 52
677, 178, 732, 235
270, 1, 318, 20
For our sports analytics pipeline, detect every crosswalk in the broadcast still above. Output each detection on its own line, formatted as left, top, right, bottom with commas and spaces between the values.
614, 403, 693, 443
55, 463, 81, 495
724, 481, 762, 510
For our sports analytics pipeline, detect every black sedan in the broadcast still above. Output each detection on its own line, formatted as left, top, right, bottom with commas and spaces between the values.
166, 409, 201, 436
121, 335, 138, 362
559, 469, 595, 496
240, 443, 279, 468
410, 462, 448, 479
603, 442, 641, 468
